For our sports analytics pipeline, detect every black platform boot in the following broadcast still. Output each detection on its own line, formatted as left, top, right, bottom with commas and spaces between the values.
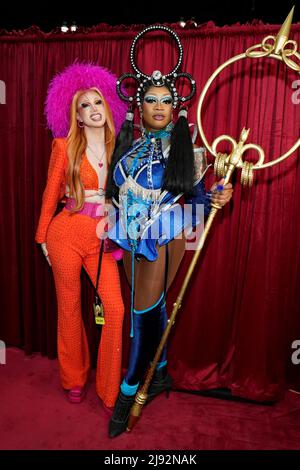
109, 391, 135, 438
147, 367, 172, 403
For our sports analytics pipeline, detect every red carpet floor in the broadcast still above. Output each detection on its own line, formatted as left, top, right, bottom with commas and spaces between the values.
0, 348, 300, 450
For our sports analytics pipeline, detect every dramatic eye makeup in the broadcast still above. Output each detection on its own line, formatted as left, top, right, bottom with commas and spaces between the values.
160, 96, 173, 105
144, 95, 157, 104
79, 98, 102, 108
144, 95, 173, 105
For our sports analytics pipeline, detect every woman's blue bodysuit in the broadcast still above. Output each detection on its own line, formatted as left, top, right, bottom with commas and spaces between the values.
108, 124, 211, 395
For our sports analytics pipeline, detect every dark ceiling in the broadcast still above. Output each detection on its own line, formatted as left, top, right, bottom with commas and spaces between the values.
0, 1, 297, 32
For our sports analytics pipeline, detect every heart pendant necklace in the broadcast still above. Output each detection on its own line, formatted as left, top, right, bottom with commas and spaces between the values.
87, 144, 106, 169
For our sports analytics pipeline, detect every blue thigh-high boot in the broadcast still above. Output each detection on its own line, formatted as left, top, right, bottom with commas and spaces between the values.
147, 243, 172, 402
147, 299, 172, 402
109, 294, 164, 438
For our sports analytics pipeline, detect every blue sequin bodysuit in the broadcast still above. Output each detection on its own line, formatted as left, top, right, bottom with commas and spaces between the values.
108, 123, 211, 261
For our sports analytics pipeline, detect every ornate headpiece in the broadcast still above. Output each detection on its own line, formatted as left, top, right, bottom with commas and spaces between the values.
116, 25, 196, 109
45, 62, 127, 138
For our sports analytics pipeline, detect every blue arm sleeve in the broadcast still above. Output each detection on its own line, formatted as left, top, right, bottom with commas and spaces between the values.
185, 176, 211, 219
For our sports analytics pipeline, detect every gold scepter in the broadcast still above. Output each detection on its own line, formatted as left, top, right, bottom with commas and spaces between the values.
127, 6, 300, 432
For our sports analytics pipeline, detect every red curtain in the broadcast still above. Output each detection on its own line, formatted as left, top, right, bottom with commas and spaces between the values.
1, 21, 300, 401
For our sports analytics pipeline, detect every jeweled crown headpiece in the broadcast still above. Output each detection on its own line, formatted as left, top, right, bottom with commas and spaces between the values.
116, 25, 196, 109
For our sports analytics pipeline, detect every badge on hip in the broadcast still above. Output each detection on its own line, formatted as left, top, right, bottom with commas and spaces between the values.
93, 295, 105, 325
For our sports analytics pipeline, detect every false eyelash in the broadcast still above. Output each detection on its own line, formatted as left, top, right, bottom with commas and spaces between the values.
144, 97, 157, 103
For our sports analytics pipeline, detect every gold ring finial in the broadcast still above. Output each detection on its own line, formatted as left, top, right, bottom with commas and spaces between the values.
197, 7, 300, 179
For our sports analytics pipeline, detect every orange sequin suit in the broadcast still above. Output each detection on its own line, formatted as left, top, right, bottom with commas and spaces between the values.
35, 138, 124, 407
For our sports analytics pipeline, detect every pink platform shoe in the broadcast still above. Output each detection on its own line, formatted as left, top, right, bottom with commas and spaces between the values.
102, 402, 114, 416
67, 386, 86, 404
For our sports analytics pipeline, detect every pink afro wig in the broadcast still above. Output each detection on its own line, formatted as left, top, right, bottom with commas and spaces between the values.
45, 62, 127, 137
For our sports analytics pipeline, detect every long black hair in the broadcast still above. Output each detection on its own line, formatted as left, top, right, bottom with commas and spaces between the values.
105, 108, 134, 199
105, 81, 195, 199
162, 106, 195, 197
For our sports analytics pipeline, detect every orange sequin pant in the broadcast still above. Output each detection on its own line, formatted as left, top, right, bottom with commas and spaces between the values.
46, 209, 124, 407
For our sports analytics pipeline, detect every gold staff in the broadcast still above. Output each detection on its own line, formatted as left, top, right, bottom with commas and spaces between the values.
127, 6, 300, 432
